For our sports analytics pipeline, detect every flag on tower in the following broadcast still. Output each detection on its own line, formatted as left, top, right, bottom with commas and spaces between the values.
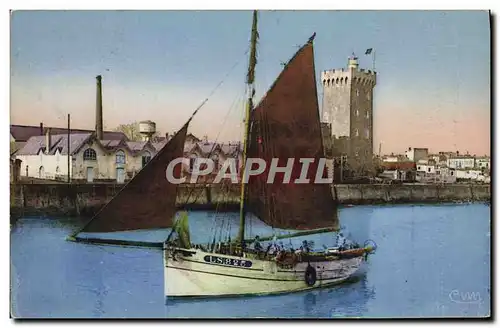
365, 48, 373, 55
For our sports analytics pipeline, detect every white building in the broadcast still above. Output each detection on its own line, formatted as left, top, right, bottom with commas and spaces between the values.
405, 147, 428, 162
16, 130, 158, 183
16, 129, 243, 184
416, 166, 457, 184
447, 156, 475, 169
416, 164, 436, 174
455, 169, 483, 180
475, 157, 490, 170
382, 154, 407, 163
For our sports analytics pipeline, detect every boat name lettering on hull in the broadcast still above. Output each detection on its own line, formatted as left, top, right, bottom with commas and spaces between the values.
203, 255, 253, 268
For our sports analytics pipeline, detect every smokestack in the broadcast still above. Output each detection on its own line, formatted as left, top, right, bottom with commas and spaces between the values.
45, 128, 51, 154
95, 75, 103, 140
40, 122, 44, 135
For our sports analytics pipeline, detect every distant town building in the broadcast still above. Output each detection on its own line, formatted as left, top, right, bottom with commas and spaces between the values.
416, 165, 457, 184
9, 123, 127, 156
475, 156, 490, 170
181, 140, 243, 183
439, 151, 460, 160
428, 154, 447, 165
15, 130, 155, 183
15, 128, 242, 184
416, 163, 436, 174
382, 154, 407, 163
447, 156, 475, 169
321, 54, 377, 174
379, 161, 416, 182
455, 169, 487, 182
405, 147, 429, 162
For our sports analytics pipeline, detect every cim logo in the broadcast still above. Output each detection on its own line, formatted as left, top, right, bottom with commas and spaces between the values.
203, 255, 253, 268
449, 289, 483, 304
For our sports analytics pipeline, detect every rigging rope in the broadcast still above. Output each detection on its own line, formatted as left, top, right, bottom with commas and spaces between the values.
185, 89, 245, 206
186, 47, 250, 125
182, 48, 249, 207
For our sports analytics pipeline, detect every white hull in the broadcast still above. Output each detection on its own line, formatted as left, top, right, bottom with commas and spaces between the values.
164, 247, 364, 298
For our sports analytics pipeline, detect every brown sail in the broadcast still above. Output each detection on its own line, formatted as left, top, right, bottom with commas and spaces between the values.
247, 36, 338, 230
79, 123, 188, 233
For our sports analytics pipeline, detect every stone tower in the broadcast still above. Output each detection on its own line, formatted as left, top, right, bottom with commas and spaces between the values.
321, 54, 376, 173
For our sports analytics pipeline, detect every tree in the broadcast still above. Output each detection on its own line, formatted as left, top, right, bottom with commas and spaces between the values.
113, 122, 160, 141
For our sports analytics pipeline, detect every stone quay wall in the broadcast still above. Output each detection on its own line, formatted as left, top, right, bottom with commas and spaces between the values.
10, 183, 490, 219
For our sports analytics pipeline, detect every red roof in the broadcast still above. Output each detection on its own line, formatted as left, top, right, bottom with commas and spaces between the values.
381, 161, 416, 170
10, 124, 128, 142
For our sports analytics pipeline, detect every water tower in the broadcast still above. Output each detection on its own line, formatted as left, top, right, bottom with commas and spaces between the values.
139, 120, 156, 142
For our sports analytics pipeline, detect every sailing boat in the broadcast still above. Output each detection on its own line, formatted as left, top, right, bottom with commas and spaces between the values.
70, 10, 375, 298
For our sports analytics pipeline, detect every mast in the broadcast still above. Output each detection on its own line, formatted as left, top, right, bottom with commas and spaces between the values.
237, 10, 258, 245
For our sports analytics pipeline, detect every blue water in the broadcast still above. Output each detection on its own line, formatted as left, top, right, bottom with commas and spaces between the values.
10, 204, 491, 318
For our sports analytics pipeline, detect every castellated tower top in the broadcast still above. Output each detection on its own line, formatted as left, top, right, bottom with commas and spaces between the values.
320, 55, 377, 87
348, 53, 359, 69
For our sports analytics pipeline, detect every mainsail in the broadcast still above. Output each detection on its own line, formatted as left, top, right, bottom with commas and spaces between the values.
247, 36, 338, 231
77, 123, 189, 233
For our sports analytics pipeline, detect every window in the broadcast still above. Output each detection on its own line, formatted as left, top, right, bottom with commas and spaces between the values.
355, 109, 359, 116
366, 111, 370, 119
116, 150, 126, 164
355, 129, 359, 137
142, 151, 152, 168
451, 171, 454, 176
83, 148, 97, 161
56, 166, 60, 174
365, 129, 369, 139
427, 168, 431, 173
356, 89, 360, 97
367, 93, 371, 100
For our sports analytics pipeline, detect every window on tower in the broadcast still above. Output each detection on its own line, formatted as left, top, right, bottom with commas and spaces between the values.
355, 129, 359, 137
366, 111, 370, 119
367, 93, 371, 100
356, 89, 360, 97
355, 109, 359, 116
365, 129, 370, 139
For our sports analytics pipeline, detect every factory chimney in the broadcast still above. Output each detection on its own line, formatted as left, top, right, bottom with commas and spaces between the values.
95, 75, 104, 140
45, 128, 51, 154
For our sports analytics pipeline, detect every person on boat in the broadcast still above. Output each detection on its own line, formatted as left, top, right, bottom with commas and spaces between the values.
267, 243, 276, 256
272, 234, 277, 244
266, 234, 280, 255
252, 235, 263, 252
337, 232, 346, 249
301, 240, 311, 253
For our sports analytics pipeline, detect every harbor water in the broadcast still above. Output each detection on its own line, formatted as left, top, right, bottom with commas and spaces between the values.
10, 203, 490, 318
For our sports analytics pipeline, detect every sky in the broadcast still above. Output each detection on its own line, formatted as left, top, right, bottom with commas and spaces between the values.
10, 10, 490, 155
